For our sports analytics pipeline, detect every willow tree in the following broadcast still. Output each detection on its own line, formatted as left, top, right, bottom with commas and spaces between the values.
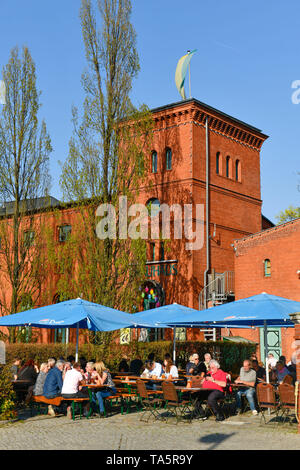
57, 0, 152, 333
0, 47, 52, 342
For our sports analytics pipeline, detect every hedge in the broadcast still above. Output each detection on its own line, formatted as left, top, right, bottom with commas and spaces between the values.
4, 340, 256, 375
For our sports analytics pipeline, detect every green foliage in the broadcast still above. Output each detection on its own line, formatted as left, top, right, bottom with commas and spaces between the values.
0, 46, 52, 342
5, 340, 255, 375
0, 365, 17, 420
276, 205, 300, 224
52, 0, 153, 312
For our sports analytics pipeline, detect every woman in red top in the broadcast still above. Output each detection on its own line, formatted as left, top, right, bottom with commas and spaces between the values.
201, 359, 227, 421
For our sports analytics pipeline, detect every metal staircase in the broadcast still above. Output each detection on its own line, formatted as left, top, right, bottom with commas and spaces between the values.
198, 271, 235, 341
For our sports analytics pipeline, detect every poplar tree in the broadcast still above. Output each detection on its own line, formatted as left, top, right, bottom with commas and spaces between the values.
57, 0, 152, 337
0, 46, 52, 342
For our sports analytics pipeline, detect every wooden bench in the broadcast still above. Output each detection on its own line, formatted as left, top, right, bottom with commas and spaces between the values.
32, 395, 62, 406
61, 397, 90, 420
31, 395, 90, 420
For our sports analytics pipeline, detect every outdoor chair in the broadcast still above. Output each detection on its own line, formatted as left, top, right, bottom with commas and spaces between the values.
278, 383, 296, 425
191, 376, 203, 388
282, 375, 294, 385
136, 379, 162, 422
256, 383, 280, 426
161, 381, 193, 424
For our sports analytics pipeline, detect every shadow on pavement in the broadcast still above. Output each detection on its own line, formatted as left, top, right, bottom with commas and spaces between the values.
199, 432, 235, 450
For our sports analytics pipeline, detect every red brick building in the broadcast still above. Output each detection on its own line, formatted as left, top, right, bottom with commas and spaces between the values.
229, 217, 300, 362
137, 98, 269, 341
0, 98, 274, 346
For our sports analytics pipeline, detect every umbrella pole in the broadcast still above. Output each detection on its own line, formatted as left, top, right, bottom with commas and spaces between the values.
263, 320, 271, 416
76, 323, 79, 362
173, 328, 176, 364
263, 320, 269, 384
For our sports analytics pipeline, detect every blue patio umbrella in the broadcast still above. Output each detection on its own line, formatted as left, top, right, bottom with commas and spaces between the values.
163, 294, 298, 328
133, 303, 252, 363
162, 293, 300, 382
0, 298, 153, 361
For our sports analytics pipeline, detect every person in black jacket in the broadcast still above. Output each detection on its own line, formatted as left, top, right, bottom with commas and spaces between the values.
118, 356, 130, 373
186, 354, 207, 377
17, 359, 38, 385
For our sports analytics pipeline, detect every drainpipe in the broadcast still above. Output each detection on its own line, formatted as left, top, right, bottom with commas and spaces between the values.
203, 115, 210, 310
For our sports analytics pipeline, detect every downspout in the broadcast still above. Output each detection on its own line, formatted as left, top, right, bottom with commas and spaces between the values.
203, 115, 210, 310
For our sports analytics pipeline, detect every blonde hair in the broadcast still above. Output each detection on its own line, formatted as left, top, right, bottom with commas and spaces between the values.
95, 361, 107, 377
40, 363, 48, 372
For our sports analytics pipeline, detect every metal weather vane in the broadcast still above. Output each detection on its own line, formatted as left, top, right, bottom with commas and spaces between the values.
175, 49, 197, 100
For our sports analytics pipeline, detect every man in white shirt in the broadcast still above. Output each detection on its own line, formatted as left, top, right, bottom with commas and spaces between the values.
142, 360, 162, 391
61, 362, 89, 417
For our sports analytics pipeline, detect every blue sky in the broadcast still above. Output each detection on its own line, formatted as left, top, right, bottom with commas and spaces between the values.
0, 0, 300, 222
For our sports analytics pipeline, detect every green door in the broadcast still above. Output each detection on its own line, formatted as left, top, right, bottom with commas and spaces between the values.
259, 327, 282, 363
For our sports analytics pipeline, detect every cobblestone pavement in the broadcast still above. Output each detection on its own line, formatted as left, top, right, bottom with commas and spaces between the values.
0, 408, 300, 450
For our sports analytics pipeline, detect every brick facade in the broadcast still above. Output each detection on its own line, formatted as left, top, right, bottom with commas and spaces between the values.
0, 98, 270, 346
231, 218, 300, 360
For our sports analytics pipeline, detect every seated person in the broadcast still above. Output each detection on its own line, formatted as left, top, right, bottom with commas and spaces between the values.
11, 358, 21, 380
61, 362, 88, 399
61, 362, 90, 419
66, 355, 75, 367
186, 354, 206, 377
129, 355, 143, 376
266, 353, 277, 370
92, 362, 117, 416
286, 354, 296, 382
198, 360, 227, 421
16, 359, 38, 385
251, 359, 266, 384
47, 357, 56, 370
79, 356, 87, 374
24, 362, 49, 404
203, 353, 212, 372
84, 361, 98, 383
274, 360, 291, 384
141, 360, 162, 378
162, 358, 179, 380
43, 360, 65, 416
62, 362, 72, 381
186, 355, 195, 374
141, 360, 162, 390
235, 359, 257, 415
118, 356, 130, 373
33, 363, 49, 396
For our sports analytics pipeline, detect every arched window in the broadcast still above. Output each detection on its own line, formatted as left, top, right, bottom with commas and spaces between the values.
226, 156, 231, 178
216, 152, 220, 175
166, 148, 172, 170
151, 151, 157, 173
235, 159, 241, 181
264, 259, 271, 277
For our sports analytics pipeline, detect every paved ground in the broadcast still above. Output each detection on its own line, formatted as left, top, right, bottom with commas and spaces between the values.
0, 407, 300, 450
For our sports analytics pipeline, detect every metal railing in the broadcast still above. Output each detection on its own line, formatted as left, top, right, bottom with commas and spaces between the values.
198, 271, 234, 311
